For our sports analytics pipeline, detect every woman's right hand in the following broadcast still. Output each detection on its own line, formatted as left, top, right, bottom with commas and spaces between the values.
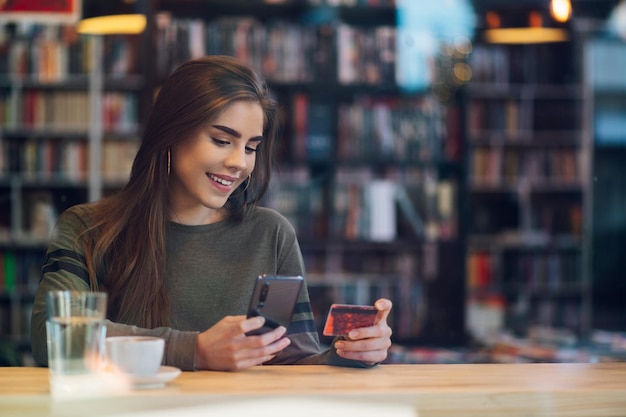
194, 315, 291, 371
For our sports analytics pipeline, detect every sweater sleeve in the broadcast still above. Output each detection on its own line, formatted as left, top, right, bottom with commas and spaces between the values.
31, 207, 199, 371
31, 207, 93, 367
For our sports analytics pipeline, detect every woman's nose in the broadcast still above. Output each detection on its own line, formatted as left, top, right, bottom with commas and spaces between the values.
225, 147, 247, 170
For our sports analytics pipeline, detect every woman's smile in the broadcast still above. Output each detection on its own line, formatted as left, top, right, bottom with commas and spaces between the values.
207, 173, 237, 190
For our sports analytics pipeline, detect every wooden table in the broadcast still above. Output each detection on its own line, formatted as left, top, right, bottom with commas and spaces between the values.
2, 363, 626, 417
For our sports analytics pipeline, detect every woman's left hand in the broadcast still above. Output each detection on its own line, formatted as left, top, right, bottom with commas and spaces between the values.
333, 298, 393, 365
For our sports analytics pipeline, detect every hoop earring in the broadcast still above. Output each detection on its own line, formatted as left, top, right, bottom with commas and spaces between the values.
167, 148, 171, 176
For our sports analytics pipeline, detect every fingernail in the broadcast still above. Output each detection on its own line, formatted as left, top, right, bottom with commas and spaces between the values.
349, 330, 359, 338
335, 342, 344, 349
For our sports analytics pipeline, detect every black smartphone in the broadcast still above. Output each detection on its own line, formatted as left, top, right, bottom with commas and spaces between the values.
245, 274, 304, 336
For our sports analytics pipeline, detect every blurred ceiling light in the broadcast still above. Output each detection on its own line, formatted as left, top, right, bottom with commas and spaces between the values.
484, 27, 569, 43
77, 0, 146, 35
550, 0, 572, 23
482, 5, 570, 44
77, 14, 146, 34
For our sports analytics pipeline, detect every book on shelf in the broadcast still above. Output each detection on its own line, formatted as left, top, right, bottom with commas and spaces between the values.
6, 137, 88, 181
466, 250, 494, 292
305, 101, 333, 160
152, 16, 449, 165
0, 250, 47, 293
330, 167, 456, 241
469, 42, 575, 85
23, 191, 57, 241
471, 148, 499, 185
366, 179, 396, 242
264, 166, 327, 238
1, 22, 141, 80
310, 23, 335, 81
19, 90, 90, 132
468, 98, 522, 136
470, 147, 581, 187
102, 34, 142, 77
469, 248, 583, 292
468, 45, 510, 84
102, 140, 140, 183
0, 251, 16, 293
292, 92, 308, 161
1, 90, 139, 134
395, 185, 425, 238
337, 95, 446, 162
444, 104, 462, 160
102, 92, 139, 134
337, 23, 396, 85
1, 24, 88, 81
509, 251, 582, 292
154, 15, 334, 83
436, 181, 456, 239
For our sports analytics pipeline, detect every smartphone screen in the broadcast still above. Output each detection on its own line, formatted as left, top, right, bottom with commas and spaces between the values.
245, 274, 304, 336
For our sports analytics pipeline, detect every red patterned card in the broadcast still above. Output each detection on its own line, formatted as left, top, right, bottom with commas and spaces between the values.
323, 304, 377, 336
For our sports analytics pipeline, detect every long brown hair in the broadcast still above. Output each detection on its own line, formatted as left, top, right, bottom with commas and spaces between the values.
81, 56, 279, 328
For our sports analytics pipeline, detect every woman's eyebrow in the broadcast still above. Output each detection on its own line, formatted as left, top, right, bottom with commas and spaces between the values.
212, 124, 263, 142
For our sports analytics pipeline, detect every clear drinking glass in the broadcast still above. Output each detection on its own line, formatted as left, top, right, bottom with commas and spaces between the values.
46, 290, 108, 399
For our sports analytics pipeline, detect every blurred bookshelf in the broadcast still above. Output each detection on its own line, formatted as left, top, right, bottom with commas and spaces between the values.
464, 39, 592, 349
0, 21, 145, 363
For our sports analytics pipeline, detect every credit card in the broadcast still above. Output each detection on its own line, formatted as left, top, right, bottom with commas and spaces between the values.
323, 304, 377, 336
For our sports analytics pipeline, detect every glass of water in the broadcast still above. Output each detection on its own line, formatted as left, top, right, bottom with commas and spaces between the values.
46, 291, 108, 399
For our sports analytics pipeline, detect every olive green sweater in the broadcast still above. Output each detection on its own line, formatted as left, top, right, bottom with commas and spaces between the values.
31, 204, 368, 370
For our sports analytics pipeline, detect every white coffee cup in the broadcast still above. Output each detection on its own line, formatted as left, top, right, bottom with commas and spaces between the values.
106, 336, 164, 376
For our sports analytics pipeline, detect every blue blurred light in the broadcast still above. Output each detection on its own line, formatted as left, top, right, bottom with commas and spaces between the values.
396, 0, 476, 91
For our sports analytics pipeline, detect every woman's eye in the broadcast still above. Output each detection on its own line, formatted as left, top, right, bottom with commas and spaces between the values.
245, 146, 258, 154
212, 138, 229, 146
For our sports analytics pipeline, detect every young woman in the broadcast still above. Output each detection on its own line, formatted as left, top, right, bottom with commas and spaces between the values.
31, 55, 392, 371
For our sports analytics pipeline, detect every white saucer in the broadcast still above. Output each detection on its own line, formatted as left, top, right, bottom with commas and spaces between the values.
129, 366, 181, 389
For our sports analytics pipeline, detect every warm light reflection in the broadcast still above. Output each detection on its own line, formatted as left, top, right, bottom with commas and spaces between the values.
551, 0, 572, 23
453, 62, 472, 83
529, 11, 544, 27
485, 11, 501, 28
484, 27, 569, 44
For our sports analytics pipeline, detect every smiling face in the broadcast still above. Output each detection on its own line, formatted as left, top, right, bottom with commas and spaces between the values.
168, 100, 264, 225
